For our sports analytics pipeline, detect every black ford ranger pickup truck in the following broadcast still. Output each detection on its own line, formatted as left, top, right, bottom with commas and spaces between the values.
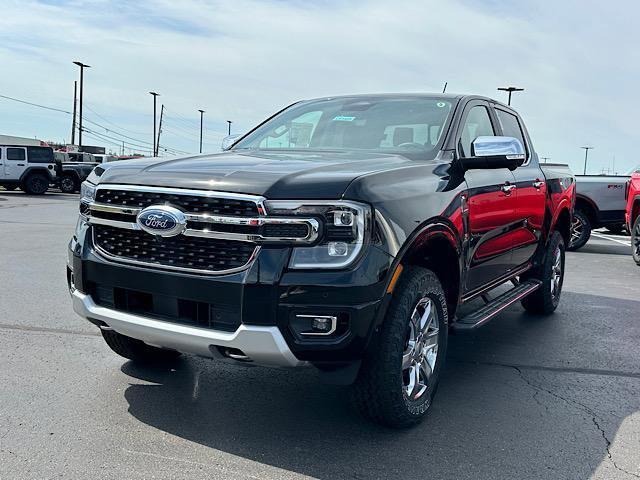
67, 94, 575, 427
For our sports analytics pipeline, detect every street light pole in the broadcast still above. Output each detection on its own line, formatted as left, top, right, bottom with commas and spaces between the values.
73, 61, 91, 149
497, 86, 524, 106
149, 92, 160, 156
581, 146, 593, 175
198, 109, 205, 153
226, 120, 232, 135
71, 81, 77, 145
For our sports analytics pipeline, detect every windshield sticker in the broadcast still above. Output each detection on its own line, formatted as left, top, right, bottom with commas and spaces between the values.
332, 115, 356, 122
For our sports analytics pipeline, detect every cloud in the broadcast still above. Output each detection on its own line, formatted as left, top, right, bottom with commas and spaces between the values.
0, 0, 637, 173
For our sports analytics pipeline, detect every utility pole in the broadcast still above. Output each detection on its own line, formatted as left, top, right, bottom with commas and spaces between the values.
122, 141, 125, 156
581, 146, 593, 175
73, 61, 91, 149
155, 105, 165, 156
541, 157, 550, 163
497, 86, 524, 106
71, 81, 77, 145
198, 109, 205, 153
149, 92, 160, 155
226, 120, 232, 135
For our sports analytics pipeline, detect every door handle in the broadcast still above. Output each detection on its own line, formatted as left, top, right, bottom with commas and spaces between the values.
501, 183, 516, 194
17, 163, 25, 166
533, 180, 545, 189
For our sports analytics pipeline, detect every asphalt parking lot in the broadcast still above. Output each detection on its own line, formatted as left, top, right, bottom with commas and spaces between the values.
1, 191, 638, 480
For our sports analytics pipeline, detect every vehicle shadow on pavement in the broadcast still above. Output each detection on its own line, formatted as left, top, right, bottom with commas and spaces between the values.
120, 291, 640, 480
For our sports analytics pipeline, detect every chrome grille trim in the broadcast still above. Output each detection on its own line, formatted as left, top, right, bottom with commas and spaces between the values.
86, 201, 320, 243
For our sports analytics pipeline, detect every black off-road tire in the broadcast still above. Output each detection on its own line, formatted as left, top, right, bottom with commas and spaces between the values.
60, 174, 80, 194
605, 224, 624, 235
631, 216, 640, 266
101, 329, 182, 363
521, 231, 565, 315
22, 173, 49, 195
568, 210, 590, 251
351, 266, 448, 428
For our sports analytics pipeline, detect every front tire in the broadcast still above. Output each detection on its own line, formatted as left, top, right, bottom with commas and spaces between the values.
521, 231, 565, 314
351, 267, 448, 428
631, 216, 640, 266
22, 173, 49, 195
101, 329, 182, 363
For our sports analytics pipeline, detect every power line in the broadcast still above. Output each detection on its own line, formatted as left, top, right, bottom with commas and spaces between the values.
0, 93, 71, 114
83, 102, 148, 135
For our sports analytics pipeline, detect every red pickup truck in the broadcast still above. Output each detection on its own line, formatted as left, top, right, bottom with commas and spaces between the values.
625, 168, 640, 265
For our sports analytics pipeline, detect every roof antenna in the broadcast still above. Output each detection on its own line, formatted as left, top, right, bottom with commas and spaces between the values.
442, 82, 448, 93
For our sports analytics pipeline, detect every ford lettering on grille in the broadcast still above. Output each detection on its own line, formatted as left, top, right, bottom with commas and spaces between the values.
136, 205, 187, 237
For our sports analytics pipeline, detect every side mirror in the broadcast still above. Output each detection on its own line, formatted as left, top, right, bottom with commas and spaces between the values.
460, 136, 525, 171
221, 134, 242, 151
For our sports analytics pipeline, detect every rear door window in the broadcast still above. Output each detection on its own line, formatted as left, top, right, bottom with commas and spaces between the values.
7, 148, 26, 161
495, 109, 528, 157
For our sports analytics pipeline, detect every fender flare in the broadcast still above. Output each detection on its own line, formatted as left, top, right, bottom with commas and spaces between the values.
372, 217, 463, 330
19, 167, 55, 184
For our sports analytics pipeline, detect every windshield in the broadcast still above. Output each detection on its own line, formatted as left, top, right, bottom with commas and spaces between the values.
233, 96, 454, 159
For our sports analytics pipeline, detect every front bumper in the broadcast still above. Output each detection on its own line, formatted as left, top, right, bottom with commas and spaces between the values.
71, 288, 303, 367
68, 226, 393, 367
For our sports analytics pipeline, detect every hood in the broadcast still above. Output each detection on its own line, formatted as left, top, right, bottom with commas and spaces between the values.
94, 150, 417, 199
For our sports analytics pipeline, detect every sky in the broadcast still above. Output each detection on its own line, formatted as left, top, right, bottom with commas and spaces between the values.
0, 0, 638, 173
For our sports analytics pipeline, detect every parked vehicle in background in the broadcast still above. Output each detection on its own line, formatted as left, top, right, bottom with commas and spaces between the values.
569, 174, 630, 250
54, 151, 98, 194
68, 94, 575, 427
68, 152, 97, 163
625, 167, 640, 265
0, 140, 56, 194
93, 154, 118, 163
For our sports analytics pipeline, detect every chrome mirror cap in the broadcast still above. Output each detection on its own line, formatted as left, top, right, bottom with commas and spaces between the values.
221, 134, 242, 151
472, 136, 525, 159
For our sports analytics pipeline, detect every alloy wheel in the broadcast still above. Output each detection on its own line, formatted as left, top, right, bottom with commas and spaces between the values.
570, 217, 583, 247
550, 245, 563, 300
633, 222, 640, 258
402, 297, 439, 401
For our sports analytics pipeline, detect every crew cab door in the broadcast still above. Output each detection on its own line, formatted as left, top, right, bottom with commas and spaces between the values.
494, 106, 546, 267
4, 147, 28, 180
458, 101, 519, 293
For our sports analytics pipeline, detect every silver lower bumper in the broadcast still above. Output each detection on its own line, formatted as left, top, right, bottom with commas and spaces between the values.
71, 289, 304, 367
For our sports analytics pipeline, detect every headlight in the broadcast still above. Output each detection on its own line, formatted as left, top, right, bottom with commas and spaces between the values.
265, 200, 371, 269
80, 181, 96, 203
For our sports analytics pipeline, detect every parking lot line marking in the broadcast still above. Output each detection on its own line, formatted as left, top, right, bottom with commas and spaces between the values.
452, 359, 640, 379
0, 323, 99, 337
591, 232, 631, 247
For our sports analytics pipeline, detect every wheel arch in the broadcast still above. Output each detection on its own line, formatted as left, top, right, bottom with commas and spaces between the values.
19, 166, 53, 183
381, 219, 463, 321
574, 194, 598, 225
552, 206, 571, 248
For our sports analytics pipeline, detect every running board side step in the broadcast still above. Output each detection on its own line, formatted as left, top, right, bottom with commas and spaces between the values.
452, 279, 542, 332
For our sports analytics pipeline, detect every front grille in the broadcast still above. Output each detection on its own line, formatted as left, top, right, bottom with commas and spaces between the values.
95, 189, 259, 217
89, 282, 240, 332
93, 224, 256, 273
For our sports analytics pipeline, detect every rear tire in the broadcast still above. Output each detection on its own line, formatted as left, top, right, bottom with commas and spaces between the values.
568, 209, 590, 251
22, 173, 49, 195
351, 267, 448, 428
631, 216, 640, 266
521, 231, 565, 314
60, 174, 79, 194
101, 329, 182, 363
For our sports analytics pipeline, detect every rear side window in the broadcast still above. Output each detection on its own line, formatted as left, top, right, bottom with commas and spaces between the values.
26, 146, 54, 163
7, 148, 26, 160
495, 109, 527, 156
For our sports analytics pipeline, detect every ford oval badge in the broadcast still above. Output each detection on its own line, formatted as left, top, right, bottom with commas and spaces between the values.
136, 205, 187, 237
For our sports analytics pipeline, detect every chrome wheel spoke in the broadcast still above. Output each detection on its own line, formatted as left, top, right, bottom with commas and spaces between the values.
402, 296, 440, 402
